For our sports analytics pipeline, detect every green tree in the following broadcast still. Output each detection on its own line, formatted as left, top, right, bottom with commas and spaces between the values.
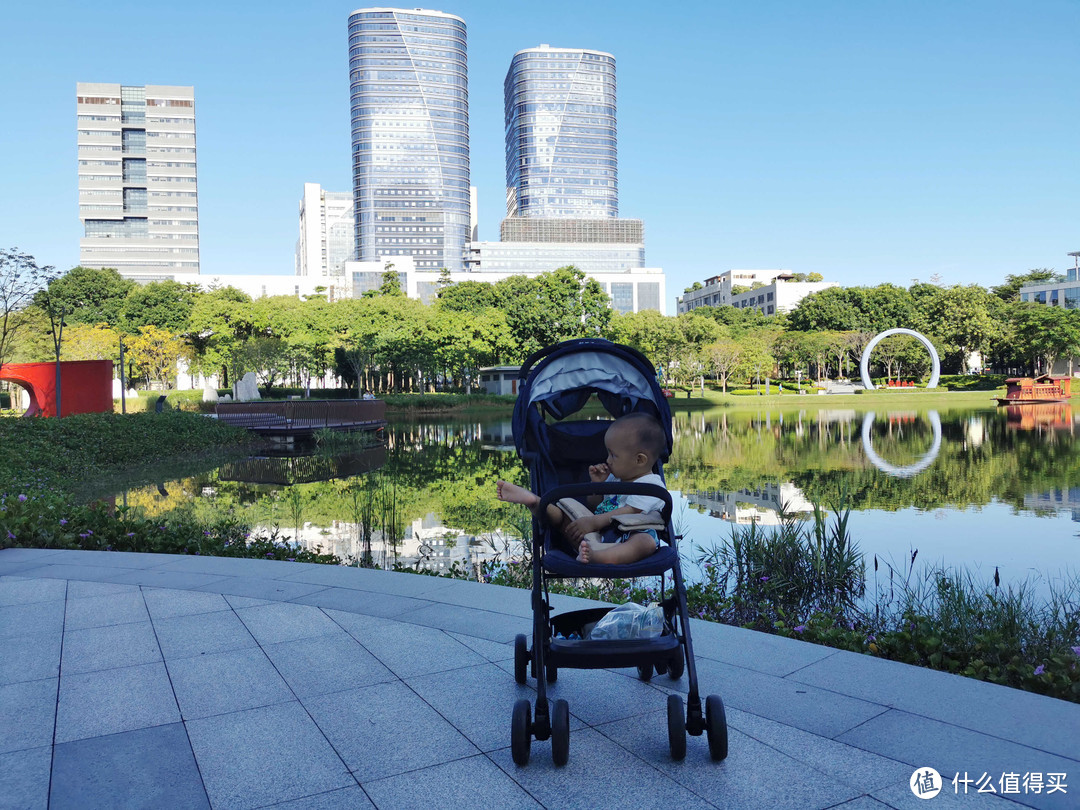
36, 266, 134, 327
436, 280, 497, 313
991, 269, 1060, 302
127, 325, 183, 388
121, 280, 198, 332
923, 285, 999, 373
185, 286, 256, 388
787, 287, 861, 331
1, 249, 55, 372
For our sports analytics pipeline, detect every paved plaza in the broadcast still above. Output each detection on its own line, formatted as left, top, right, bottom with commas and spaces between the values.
1, 547, 1076, 809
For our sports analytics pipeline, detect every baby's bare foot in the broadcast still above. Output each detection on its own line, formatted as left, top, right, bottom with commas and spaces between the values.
496, 481, 539, 509
576, 540, 592, 564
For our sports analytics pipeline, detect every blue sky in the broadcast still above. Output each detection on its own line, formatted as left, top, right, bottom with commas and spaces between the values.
2, 0, 1077, 312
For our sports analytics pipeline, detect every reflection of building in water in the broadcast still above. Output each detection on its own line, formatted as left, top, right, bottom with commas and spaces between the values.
687, 483, 813, 525
1024, 489, 1080, 522
273, 512, 522, 573
480, 420, 516, 451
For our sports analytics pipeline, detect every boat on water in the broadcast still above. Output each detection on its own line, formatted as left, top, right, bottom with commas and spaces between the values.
996, 374, 1073, 405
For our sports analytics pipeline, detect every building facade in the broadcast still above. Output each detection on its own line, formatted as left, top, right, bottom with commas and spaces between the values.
347, 8, 470, 272
77, 83, 199, 280
504, 45, 618, 219
677, 270, 785, 313
295, 183, 356, 279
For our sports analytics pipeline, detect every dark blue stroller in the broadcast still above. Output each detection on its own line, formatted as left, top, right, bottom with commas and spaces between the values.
508, 338, 727, 765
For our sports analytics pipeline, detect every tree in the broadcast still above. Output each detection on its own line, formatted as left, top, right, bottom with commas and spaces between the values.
436, 280, 496, 313
127, 325, 183, 388
36, 266, 134, 327
923, 285, 999, 372
0, 249, 54, 372
705, 339, 742, 393
787, 287, 861, 331
121, 280, 198, 332
991, 269, 1060, 302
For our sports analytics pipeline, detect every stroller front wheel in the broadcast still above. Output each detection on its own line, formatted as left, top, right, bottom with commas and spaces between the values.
667, 694, 687, 761
706, 694, 728, 761
551, 699, 570, 766
545, 660, 558, 683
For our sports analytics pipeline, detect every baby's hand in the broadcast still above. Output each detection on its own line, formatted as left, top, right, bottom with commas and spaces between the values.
565, 514, 604, 543
588, 463, 609, 483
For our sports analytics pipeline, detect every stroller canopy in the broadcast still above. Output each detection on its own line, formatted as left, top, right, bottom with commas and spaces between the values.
511, 339, 673, 461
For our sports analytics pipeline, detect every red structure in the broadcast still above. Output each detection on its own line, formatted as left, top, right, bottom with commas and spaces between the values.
0, 360, 114, 417
997, 374, 1072, 405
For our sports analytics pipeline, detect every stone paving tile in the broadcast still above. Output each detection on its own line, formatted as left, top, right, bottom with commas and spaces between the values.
0, 745, 51, 810
665, 654, 888, 739
725, 706, 911, 792
152, 555, 308, 578
303, 681, 479, 783
261, 631, 395, 700
191, 575, 328, 602
234, 601, 341, 646
166, 647, 294, 720
33, 550, 170, 569
65, 581, 139, 598
61, 621, 161, 675
0, 576, 66, 606
55, 662, 179, 743
0, 561, 51, 577
397, 602, 531, 643
0, 599, 65, 640
686, 619, 839, 677
446, 630, 515, 663
598, 709, 862, 810
186, 702, 355, 810
153, 608, 257, 660
223, 594, 274, 609
0, 548, 65, 562
838, 710, 1077, 810
790, 648, 1080, 760
7, 563, 131, 583
537, 666, 674, 728
407, 579, 533, 618
829, 798, 894, 810
260, 785, 374, 810
63, 589, 149, 630
291, 586, 432, 619
362, 754, 542, 810
870, 778, 1024, 808
142, 587, 232, 620
489, 726, 718, 810
50, 723, 209, 810
0, 631, 62, 685
0, 678, 57, 755
280, 564, 446, 596
327, 609, 488, 679
407, 663, 560, 752
107, 569, 231, 591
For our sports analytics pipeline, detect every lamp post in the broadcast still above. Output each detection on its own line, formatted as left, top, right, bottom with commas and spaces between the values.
119, 336, 127, 414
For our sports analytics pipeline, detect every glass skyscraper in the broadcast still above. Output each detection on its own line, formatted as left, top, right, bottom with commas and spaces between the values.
504, 45, 618, 219
348, 8, 469, 271
77, 83, 199, 279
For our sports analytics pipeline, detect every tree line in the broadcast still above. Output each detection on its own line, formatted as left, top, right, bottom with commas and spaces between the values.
1, 251, 1075, 393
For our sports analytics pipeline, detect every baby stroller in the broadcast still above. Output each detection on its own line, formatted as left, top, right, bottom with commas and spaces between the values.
508, 338, 727, 766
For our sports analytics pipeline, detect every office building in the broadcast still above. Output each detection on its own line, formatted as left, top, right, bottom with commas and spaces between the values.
296, 183, 356, 278
677, 270, 836, 315
77, 83, 199, 280
504, 45, 618, 219
347, 8, 469, 272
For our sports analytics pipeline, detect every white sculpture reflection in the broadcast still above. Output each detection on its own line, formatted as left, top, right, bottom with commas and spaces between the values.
861, 410, 942, 478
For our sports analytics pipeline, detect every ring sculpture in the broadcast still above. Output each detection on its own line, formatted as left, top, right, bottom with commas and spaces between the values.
861, 410, 942, 478
859, 328, 940, 390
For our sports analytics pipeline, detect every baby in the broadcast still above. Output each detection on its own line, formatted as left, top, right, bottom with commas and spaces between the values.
497, 412, 667, 564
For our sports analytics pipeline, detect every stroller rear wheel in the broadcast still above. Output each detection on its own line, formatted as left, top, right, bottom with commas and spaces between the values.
514, 634, 528, 684
545, 660, 558, 683
666, 694, 687, 761
511, 699, 532, 765
705, 694, 728, 761
551, 699, 570, 766
637, 663, 653, 681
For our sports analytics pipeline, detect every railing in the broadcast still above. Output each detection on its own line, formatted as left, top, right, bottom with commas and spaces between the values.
214, 399, 386, 434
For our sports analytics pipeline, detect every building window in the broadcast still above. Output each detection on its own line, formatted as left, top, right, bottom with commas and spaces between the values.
611, 282, 634, 314
637, 282, 660, 312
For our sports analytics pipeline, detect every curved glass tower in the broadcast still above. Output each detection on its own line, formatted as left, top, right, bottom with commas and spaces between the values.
504, 45, 617, 219
348, 8, 469, 271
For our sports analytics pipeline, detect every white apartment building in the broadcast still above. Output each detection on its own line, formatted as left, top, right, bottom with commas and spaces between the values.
77, 83, 199, 280
295, 183, 356, 279
678, 270, 836, 316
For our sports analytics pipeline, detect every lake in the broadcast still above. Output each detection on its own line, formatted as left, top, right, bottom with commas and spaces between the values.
112, 401, 1079, 593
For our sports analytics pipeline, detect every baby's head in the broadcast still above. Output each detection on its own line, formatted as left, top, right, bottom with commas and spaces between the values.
603, 412, 666, 479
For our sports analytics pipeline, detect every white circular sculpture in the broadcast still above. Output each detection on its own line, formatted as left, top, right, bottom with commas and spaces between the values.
859, 328, 940, 390
861, 410, 942, 478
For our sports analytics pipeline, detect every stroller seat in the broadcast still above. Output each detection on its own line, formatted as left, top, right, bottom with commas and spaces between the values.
506, 338, 728, 767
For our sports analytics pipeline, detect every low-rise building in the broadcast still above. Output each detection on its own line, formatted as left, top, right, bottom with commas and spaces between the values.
678, 270, 836, 316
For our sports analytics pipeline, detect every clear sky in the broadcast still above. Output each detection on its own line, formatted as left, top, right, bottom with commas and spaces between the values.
2, 0, 1077, 313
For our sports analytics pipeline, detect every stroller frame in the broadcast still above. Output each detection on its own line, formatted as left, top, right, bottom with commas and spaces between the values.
507, 338, 727, 766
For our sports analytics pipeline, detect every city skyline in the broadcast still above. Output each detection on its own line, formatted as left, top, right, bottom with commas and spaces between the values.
2, 0, 1077, 313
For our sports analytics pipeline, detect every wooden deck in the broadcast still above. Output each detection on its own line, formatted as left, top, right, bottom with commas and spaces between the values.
214, 399, 386, 436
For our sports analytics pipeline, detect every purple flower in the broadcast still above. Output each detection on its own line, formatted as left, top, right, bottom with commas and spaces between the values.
794, 625, 807, 634
17, 494, 27, 502
203, 530, 211, 536
266, 552, 274, 558
5, 531, 14, 540
59, 519, 68, 526
1034, 665, 1045, 676
760, 575, 769, 582
126, 532, 135, 538
1072, 646, 1080, 657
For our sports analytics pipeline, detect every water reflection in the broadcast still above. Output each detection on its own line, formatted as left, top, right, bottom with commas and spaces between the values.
109, 404, 1079, 587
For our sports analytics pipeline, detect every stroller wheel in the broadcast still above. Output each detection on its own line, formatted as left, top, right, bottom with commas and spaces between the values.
667, 694, 687, 761
705, 694, 728, 761
637, 663, 654, 681
667, 646, 685, 680
545, 660, 558, 683
551, 699, 570, 766
514, 634, 528, 684
511, 699, 532, 766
